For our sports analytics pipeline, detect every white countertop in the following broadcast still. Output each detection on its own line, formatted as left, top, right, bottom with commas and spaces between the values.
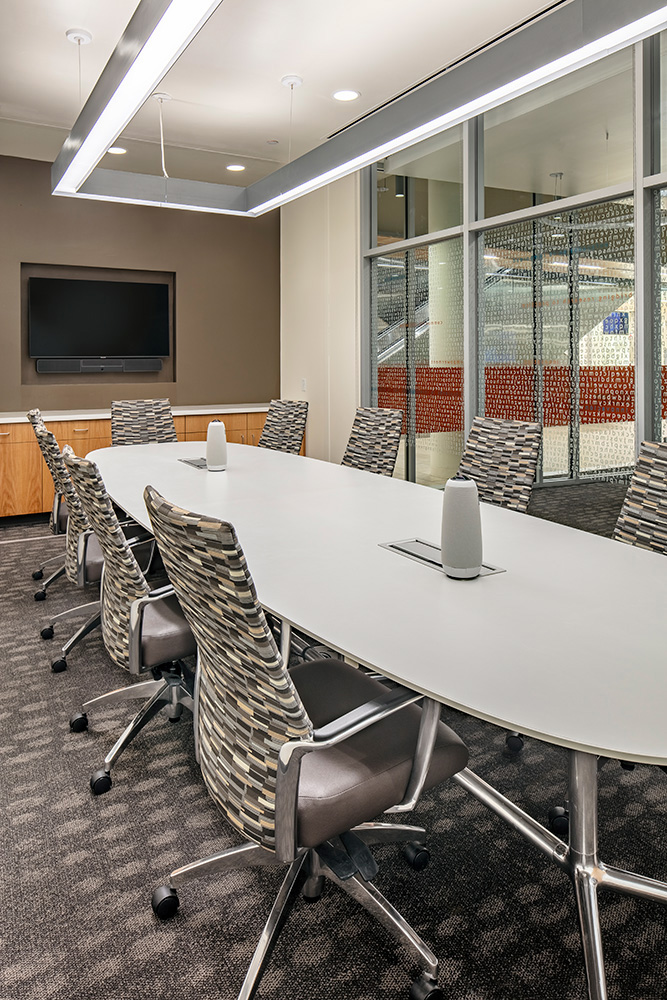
0, 404, 269, 424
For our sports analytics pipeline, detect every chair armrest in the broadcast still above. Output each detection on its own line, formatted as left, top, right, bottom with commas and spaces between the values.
146, 583, 174, 598
384, 697, 441, 813
126, 532, 153, 547
312, 685, 423, 745
128, 586, 176, 675
274, 685, 424, 863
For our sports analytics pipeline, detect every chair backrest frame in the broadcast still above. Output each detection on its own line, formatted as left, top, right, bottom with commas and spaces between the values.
257, 399, 308, 455
613, 439, 667, 555
64, 450, 151, 668
144, 485, 313, 852
33, 425, 90, 584
341, 407, 403, 476
111, 398, 178, 446
458, 415, 542, 513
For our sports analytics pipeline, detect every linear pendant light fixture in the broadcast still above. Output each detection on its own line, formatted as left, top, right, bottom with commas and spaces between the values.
53, 0, 224, 195
53, 0, 667, 216
246, 2, 667, 216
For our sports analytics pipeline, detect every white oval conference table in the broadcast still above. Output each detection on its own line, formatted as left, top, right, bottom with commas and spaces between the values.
89, 440, 667, 1000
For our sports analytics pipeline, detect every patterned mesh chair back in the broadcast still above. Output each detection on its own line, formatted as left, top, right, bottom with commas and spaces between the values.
257, 399, 308, 454
613, 440, 667, 556
144, 485, 313, 850
27, 409, 59, 533
341, 407, 403, 476
64, 450, 150, 668
26, 408, 45, 433
111, 398, 178, 445
458, 416, 542, 513
33, 427, 91, 585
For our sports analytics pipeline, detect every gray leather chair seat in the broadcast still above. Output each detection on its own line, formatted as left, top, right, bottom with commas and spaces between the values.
292, 659, 468, 848
141, 593, 197, 665
84, 534, 104, 583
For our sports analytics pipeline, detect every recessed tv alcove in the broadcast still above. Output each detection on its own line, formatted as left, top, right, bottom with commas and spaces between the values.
21, 263, 175, 385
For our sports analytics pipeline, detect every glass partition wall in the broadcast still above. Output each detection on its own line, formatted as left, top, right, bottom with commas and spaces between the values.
366, 35, 666, 488
371, 240, 464, 486
480, 200, 636, 479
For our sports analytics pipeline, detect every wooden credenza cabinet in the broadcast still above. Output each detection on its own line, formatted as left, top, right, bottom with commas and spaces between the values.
0, 422, 43, 516
183, 411, 267, 446
0, 407, 271, 518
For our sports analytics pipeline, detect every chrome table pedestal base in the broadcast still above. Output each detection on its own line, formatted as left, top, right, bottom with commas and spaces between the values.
454, 750, 667, 1000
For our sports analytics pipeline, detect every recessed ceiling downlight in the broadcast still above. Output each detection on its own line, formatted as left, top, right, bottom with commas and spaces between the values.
333, 89, 360, 102
107, 146, 127, 155
226, 164, 245, 172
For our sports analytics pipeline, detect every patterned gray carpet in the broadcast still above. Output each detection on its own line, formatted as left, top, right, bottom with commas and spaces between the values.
527, 481, 629, 538
1, 486, 665, 1000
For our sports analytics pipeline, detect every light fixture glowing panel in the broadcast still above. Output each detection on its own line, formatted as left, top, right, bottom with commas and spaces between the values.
55, 0, 224, 194
248, 3, 667, 215
226, 164, 245, 172
107, 146, 127, 155
333, 89, 360, 101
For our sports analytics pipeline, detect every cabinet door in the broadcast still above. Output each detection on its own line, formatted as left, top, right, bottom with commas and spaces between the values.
185, 413, 248, 441
0, 438, 43, 516
49, 420, 112, 455
246, 412, 267, 447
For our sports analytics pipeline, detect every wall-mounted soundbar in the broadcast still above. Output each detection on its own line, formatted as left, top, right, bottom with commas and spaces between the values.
35, 358, 163, 374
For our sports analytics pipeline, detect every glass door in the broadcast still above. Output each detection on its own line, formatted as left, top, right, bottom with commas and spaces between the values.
371, 239, 464, 486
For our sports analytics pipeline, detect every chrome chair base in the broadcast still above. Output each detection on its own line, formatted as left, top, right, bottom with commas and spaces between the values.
33, 560, 66, 599
154, 821, 439, 1000
78, 662, 195, 792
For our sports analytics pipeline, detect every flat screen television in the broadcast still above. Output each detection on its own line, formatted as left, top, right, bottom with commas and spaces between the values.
28, 277, 170, 360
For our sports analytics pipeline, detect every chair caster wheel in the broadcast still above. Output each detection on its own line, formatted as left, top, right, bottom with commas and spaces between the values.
41, 625, 55, 640
152, 886, 179, 920
410, 973, 443, 999
548, 805, 569, 837
505, 732, 524, 754
51, 657, 67, 673
90, 769, 112, 795
619, 760, 635, 771
69, 712, 88, 733
34, 590, 47, 602
403, 842, 431, 871
32, 569, 44, 581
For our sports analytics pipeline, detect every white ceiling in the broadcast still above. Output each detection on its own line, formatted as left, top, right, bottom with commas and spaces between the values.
0, 0, 559, 189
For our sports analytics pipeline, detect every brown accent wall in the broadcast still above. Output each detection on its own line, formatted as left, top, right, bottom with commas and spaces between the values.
0, 156, 280, 411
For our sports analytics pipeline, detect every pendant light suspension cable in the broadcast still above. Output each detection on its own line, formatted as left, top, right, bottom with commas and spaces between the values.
153, 92, 171, 204
281, 75, 303, 166
65, 29, 92, 110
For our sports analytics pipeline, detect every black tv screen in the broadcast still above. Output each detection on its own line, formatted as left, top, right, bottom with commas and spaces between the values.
28, 277, 170, 358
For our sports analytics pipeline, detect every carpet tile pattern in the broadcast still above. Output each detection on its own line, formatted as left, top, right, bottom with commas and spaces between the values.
1, 484, 665, 1000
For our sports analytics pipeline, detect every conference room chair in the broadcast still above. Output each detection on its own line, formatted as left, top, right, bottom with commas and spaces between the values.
110, 397, 178, 445
458, 415, 542, 513
613, 439, 667, 556
257, 398, 308, 454
63, 449, 196, 795
341, 406, 403, 476
143, 484, 469, 1000
32, 424, 104, 672
26, 408, 69, 596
